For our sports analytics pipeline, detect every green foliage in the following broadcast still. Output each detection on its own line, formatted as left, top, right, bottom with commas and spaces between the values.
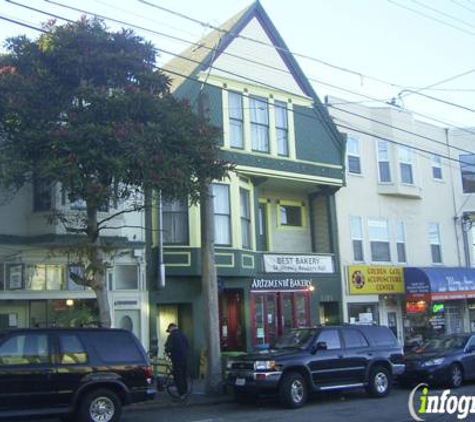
0, 17, 230, 208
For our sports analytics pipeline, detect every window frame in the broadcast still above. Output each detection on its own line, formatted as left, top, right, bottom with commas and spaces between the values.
162, 199, 189, 246
275, 100, 289, 157
350, 216, 364, 262
396, 220, 407, 264
429, 222, 443, 264
213, 183, 232, 247
228, 91, 244, 149
377, 140, 392, 183
347, 136, 362, 175
277, 200, 306, 229
431, 155, 443, 181
249, 96, 270, 153
460, 154, 475, 194
240, 188, 252, 249
399, 145, 414, 185
368, 218, 391, 263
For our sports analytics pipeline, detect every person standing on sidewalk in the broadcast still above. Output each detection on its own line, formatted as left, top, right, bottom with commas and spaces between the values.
165, 323, 188, 400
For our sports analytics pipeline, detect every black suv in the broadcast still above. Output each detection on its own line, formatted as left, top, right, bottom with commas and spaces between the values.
0, 328, 156, 421
226, 325, 404, 408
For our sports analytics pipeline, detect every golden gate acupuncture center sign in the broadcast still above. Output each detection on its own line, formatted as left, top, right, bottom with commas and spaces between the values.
263, 254, 334, 273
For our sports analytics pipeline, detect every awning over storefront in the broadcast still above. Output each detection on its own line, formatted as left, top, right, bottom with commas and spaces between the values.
404, 267, 475, 300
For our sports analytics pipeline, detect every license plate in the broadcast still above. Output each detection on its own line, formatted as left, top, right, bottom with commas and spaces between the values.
235, 377, 246, 386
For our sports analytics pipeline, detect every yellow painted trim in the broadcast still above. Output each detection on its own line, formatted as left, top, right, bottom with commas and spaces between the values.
258, 198, 273, 250
242, 92, 252, 151
152, 193, 159, 247
201, 73, 313, 106
277, 200, 307, 230
287, 101, 296, 160
241, 254, 255, 269
222, 147, 343, 170
268, 96, 277, 156
237, 165, 344, 186
189, 202, 201, 248
163, 251, 191, 267
222, 88, 230, 149
215, 252, 235, 268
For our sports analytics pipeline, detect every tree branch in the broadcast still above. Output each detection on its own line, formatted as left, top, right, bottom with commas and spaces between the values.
97, 204, 145, 228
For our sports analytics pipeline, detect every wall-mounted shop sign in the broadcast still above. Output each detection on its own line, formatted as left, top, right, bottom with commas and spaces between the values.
263, 254, 334, 273
348, 265, 404, 295
251, 277, 314, 291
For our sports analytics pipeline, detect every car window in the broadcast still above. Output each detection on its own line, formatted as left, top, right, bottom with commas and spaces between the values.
316, 330, 341, 350
369, 327, 397, 347
87, 331, 143, 363
342, 328, 369, 348
0, 334, 49, 365
59, 334, 88, 364
467, 336, 475, 349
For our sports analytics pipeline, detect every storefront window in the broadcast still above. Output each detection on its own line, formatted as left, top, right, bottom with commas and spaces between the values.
347, 303, 379, 325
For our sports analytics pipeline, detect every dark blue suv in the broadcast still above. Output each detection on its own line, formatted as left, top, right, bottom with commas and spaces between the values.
0, 328, 156, 421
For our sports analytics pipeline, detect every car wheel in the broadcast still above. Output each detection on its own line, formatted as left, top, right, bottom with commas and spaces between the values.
234, 389, 257, 404
278, 372, 308, 409
366, 366, 392, 398
448, 363, 463, 388
78, 388, 122, 422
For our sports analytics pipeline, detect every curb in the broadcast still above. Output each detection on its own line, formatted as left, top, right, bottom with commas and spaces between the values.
126, 394, 234, 412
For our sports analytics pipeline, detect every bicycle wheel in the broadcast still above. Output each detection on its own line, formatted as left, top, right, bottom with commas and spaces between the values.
166, 373, 193, 398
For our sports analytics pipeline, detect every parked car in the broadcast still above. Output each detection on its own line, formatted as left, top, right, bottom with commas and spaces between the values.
400, 333, 475, 388
0, 328, 156, 421
225, 325, 405, 408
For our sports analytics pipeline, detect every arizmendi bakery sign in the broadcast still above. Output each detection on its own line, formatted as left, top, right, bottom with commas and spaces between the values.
251, 277, 313, 291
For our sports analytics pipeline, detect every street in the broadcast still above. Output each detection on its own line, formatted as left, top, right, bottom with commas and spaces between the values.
124, 382, 475, 422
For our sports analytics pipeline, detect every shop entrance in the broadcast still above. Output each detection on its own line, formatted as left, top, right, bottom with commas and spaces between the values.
219, 289, 245, 351
251, 291, 310, 348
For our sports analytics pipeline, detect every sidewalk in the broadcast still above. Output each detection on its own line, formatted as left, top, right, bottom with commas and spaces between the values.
127, 378, 234, 412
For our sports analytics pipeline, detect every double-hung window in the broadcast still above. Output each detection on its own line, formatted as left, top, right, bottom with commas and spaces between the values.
429, 223, 442, 264
396, 221, 406, 263
228, 92, 243, 149
368, 219, 390, 262
162, 200, 189, 245
399, 145, 414, 184
240, 189, 251, 249
350, 216, 364, 261
460, 154, 475, 193
213, 184, 231, 246
431, 155, 443, 180
275, 101, 288, 156
250, 96, 269, 153
347, 136, 361, 174
377, 141, 391, 182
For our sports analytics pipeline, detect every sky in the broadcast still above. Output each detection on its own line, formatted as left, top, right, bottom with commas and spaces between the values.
1, 0, 475, 129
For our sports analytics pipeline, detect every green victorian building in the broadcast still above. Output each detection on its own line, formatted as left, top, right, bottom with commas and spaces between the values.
149, 2, 346, 372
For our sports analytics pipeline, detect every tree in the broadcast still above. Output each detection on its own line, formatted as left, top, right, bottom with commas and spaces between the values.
0, 18, 230, 327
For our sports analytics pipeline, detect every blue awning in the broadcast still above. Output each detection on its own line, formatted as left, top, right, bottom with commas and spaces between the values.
404, 267, 475, 300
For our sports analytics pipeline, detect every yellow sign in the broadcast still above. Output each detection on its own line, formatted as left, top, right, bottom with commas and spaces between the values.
348, 266, 404, 295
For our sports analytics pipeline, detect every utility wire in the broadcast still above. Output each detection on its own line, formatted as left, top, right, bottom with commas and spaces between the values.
0, 13, 47, 33
451, 0, 475, 15
410, 0, 475, 30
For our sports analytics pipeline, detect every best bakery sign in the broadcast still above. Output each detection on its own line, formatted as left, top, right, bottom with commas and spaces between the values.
348, 265, 404, 295
263, 254, 334, 273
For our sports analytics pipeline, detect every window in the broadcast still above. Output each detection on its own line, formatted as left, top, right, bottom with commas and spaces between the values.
33, 177, 52, 212
429, 223, 442, 264
0, 334, 49, 365
399, 145, 414, 184
432, 155, 443, 180
25, 265, 65, 291
347, 136, 361, 174
279, 202, 305, 227
368, 219, 390, 262
396, 221, 406, 263
250, 96, 269, 153
275, 101, 288, 156
240, 189, 251, 249
114, 265, 138, 290
86, 332, 143, 363
163, 200, 189, 245
350, 216, 364, 261
59, 334, 87, 364
377, 141, 391, 182
371, 326, 397, 347
316, 329, 341, 350
342, 328, 369, 348
460, 154, 475, 193
67, 266, 87, 291
228, 91, 243, 149
213, 184, 231, 246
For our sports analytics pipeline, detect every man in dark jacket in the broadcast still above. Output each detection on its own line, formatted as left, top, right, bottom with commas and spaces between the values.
164, 323, 188, 399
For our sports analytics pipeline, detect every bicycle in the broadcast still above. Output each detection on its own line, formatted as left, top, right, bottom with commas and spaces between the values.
150, 353, 193, 400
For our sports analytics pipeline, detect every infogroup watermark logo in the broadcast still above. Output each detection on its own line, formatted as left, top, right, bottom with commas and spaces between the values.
408, 383, 475, 420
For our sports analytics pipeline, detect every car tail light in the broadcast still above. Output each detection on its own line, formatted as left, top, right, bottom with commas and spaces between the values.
143, 365, 153, 384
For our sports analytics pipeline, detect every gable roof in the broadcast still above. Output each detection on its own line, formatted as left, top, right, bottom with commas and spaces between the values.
162, 1, 344, 151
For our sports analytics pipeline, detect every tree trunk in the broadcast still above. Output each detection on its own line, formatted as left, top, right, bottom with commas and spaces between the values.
87, 203, 112, 328
200, 181, 222, 395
